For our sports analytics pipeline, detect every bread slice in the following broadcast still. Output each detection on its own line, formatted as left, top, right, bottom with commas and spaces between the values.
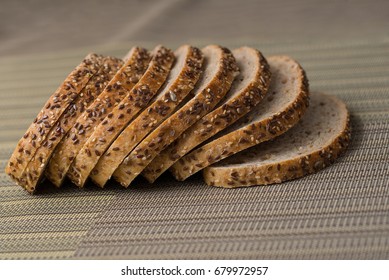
18, 56, 123, 193
143, 47, 271, 183
113, 45, 239, 187
45, 47, 151, 187
5, 53, 103, 188
203, 92, 351, 187
170, 55, 310, 181
67, 45, 175, 187
90, 45, 204, 187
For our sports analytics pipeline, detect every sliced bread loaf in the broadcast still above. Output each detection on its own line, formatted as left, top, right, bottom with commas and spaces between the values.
19, 56, 123, 193
113, 45, 239, 187
170, 55, 310, 181
143, 47, 271, 183
67, 45, 175, 187
203, 92, 351, 187
90, 45, 204, 187
5, 53, 103, 188
45, 47, 151, 187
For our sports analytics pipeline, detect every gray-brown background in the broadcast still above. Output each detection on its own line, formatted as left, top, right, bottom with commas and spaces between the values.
1, 0, 389, 57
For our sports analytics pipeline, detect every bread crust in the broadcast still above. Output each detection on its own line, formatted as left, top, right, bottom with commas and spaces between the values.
18, 56, 123, 193
67, 45, 175, 187
45, 47, 151, 187
5, 53, 103, 191
113, 45, 239, 187
203, 93, 351, 188
170, 56, 310, 181
90, 45, 204, 187
143, 47, 271, 183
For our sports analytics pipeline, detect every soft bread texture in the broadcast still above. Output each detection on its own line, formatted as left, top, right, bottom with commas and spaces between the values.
5, 53, 104, 192
45, 47, 151, 187
203, 92, 351, 188
143, 47, 271, 183
90, 45, 204, 187
170, 55, 309, 181
67, 45, 174, 187
113, 45, 239, 187
20, 56, 123, 192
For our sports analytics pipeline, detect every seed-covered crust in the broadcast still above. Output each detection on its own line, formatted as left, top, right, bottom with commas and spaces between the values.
67, 45, 175, 187
5, 53, 103, 191
113, 45, 239, 187
203, 93, 351, 188
90, 45, 204, 187
18, 56, 123, 193
143, 47, 271, 183
45, 47, 151, 187
170, 55, 310, 181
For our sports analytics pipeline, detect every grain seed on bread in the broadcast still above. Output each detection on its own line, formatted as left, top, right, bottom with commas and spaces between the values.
170, 55, 309, 181
90, 45, 203, 187
143, 46, 271, 183
203, 92, 351, 188
45, 47, 151, 187
18, 56, 124, 193
113, 45, 239, 187
67, 45, 174, 187
5, 53, 104, 191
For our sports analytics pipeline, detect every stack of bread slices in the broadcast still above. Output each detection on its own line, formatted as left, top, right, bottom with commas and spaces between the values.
6, 45, 351, 194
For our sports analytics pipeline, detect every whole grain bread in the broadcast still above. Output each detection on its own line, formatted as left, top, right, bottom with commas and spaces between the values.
203, 92, 351, 188
45, 47, 151, 187
113, 45, 239, 187
19, 56, 123, 193
5, 53, 103, 190
90, 45, 204, 187
143, 47, 271, 183
67, 45, 175, 187
170, 55, 310, 181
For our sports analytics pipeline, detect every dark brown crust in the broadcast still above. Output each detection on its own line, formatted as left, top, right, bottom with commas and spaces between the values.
170, 56, 310, 181
90, 45, 204, 187
143, 47, 271, 183
5, 53, 103, 192
19, 56, 124, 193
113, 45, 239, 187
45, 47, 151, 187
203, 95, 351, 188
67, 45, 175, 187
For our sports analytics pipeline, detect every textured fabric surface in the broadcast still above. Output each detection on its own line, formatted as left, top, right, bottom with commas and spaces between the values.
0, 39, 388, 259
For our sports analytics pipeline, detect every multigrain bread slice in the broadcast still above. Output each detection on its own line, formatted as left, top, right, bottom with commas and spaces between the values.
18, 56, 123, 193
5, 53, 103, 186
67, 45, 175, 187
90, 45, 204, 187
170, 55, 310, 181
143, 47, 271, 183
45, 47, 151, 187
203, 92, 351, 188
112, 45, 239, 187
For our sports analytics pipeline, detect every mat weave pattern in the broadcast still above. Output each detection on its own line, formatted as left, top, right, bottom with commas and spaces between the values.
0, 39, 388, 259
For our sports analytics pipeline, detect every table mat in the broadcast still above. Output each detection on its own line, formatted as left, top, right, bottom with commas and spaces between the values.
0, 39, 388, 259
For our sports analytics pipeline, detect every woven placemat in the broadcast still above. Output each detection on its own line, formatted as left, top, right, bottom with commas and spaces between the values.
0, 39, 388, 259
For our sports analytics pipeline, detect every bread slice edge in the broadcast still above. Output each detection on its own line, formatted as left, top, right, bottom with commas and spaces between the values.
203, 92, 351, 188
